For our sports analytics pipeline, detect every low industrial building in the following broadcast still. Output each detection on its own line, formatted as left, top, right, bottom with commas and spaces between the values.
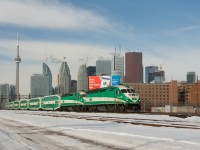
125, 80, 200, 113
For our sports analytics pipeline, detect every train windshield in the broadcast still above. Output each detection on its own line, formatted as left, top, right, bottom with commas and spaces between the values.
127, 89, 132, 93
130, 89, 136, 93
121, 89, 136, 93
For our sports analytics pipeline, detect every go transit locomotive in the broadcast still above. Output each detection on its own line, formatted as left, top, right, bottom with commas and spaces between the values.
5, 85, 140, 112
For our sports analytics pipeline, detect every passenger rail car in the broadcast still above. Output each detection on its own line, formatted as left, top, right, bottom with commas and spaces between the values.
29, 97, 41, 110
19, 99, 29, 110
60, 91, 86, 111
13, 101, 20, 109
41, 95, 60, 110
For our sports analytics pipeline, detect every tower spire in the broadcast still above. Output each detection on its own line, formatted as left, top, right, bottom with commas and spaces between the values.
17, 33, 19, 47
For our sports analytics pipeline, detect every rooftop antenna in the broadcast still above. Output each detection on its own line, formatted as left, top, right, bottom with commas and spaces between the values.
119, 45, 121, 55
160, 59, 167, 83
17, 33, 19, 46
43, 54, 48, 63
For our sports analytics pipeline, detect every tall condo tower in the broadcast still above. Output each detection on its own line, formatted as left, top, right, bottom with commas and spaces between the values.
0, 83, 10, 107
145, 66, 159, 83
77, 64, 88, 91
58, 58, 71, 94
30, 74, 50, 98
145, 66, 165, 83
14, 34, 21, 100
187, 72, 196, 84
96, 60, 111, 76
111, 51, 124, 83
43, 63, 53, 95
125, 51, 143, 83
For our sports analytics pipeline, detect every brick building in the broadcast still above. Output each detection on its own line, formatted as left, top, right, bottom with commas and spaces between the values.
125, 80, 178, 111
178, 80, 200, 107
125, 52, 143, 83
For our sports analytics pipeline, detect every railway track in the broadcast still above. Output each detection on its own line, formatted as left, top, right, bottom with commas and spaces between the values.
29, 112, 200, 130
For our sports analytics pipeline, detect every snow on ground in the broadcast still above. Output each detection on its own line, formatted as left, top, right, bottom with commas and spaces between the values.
0, 110, 200, 150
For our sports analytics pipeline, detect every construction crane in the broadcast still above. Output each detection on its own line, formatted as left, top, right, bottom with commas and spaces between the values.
160, 64, 163, 83
160, 59, 167, 83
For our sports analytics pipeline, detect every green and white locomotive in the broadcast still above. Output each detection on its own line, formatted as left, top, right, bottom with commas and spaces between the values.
84, 85, 140, 112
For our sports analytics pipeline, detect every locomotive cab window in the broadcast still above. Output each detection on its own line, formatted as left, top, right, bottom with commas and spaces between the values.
130, 89, 136, 93
127, 89, 132, 93
121, 89, 127, 93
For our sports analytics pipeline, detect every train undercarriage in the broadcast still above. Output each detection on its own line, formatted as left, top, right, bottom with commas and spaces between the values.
60, 104, 140, 113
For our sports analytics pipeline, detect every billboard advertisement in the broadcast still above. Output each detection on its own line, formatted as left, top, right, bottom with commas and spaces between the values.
88, 76, 101, 90
111, 75, 120, 86
100, 76, 110, 88
88, 76, 111, 90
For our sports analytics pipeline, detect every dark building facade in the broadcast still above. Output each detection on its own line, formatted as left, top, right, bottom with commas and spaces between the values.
10, 84, 16, 101
87, 66, 96, 76
125, 52, 143, 83
77, 64, 88, 91
145, 66, 159, 83
70, 80, 77, 93
187, 72, 196, 84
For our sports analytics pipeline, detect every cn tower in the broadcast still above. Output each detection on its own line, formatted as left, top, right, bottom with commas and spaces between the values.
14, 34, 21, 100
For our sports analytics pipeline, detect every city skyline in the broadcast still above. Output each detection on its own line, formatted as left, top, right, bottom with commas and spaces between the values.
1, 0, 200, 95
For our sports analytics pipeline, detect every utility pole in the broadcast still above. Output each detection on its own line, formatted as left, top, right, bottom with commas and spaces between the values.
159, 59, 167, 83
196, 75, 199, 114
160, 64, 163, 83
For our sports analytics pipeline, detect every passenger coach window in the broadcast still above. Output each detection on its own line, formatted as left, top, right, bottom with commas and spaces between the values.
100, 89, 107, 92
115, 91, 120, 94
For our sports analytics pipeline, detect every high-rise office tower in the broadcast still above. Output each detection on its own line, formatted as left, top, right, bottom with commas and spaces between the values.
0, 83, 10, 107
187, 72, 196, 84
10, 84, 16, 101
77, 64, 88, 91
152, 70, 165, 83
43, 63, 53, 95
96, 60, 111, 76
58, 60, 71, 94
145, 66, 159, 83
14, 34, 21, 100
125, 52, 143, 83
111, 52, 124, 83
87, 66, 96, 76
54, 85, 59, 95
70, 80, 77, 93
30, 74, 50, 98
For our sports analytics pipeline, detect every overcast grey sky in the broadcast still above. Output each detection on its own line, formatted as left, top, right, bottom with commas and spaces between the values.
1, 0, 200, 94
